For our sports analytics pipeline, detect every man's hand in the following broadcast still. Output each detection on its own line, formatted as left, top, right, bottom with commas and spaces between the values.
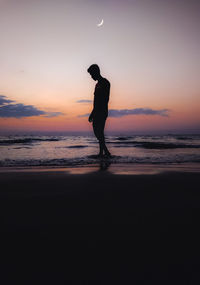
88, 113, 93, 123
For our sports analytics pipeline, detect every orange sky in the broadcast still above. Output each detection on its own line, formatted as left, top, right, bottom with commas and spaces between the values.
0, 0, 200, 134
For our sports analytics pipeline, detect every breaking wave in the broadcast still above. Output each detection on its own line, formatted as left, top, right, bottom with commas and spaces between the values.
0, 137, 60, 145
0, 134, 200, 167
107, 141, 200, 149
1, 154, 200, 167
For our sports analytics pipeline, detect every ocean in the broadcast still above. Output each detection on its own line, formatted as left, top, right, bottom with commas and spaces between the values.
0, 134, 200, 167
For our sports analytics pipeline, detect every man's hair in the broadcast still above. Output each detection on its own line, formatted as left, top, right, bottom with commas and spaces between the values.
87, 64, 100, 74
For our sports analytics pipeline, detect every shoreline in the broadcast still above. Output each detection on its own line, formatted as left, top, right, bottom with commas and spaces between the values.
0, 162, 199, 175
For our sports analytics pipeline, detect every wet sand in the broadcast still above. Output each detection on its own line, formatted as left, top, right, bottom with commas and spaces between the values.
0, 166, 199, 284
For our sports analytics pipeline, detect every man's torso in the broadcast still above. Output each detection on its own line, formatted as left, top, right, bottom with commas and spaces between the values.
93, 77, 110, 119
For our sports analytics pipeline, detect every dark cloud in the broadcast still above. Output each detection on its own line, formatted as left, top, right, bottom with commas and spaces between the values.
0, 95, 14, 105
109, 108, 169, 117
0, 104, 45, 118
76, 99, 92, 103
79, 108, 169, 118
0, 95, 63, 118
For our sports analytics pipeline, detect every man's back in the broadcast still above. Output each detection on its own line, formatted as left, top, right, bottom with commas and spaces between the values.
93, 77, 110, 118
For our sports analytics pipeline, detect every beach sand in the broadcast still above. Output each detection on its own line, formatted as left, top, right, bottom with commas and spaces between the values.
0, 165, 199, 284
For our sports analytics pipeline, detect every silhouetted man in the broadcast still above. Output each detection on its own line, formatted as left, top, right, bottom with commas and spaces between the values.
87, 64, 111, 157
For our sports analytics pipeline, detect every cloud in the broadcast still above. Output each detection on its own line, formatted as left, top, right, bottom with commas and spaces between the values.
0, 95, 63, 118
76, 99, 92, 103
79, 108, 169, 118
0, 95, 14, 105
109, 108, 169, 117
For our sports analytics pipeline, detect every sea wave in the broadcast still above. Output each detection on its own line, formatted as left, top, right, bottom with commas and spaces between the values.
0, 137, 60, 145
55, 145, 89, 149
106, 141, 200, 149
116, 136, 133, 141
1, 154, 200, 167
67, 145, 88, 148
174, 135, 200, 140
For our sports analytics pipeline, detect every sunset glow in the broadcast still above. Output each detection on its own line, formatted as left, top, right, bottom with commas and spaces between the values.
0, 0, 200, 134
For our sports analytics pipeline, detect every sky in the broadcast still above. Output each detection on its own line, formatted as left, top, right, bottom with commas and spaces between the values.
0, 0, 199, 134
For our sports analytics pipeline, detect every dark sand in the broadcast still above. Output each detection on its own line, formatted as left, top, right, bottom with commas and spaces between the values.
0, 166, 199, 284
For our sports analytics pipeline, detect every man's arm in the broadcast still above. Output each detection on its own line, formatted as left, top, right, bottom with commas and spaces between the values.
88, 109, 94, 122
105, 81, 110, 103
102, 80, 110, 106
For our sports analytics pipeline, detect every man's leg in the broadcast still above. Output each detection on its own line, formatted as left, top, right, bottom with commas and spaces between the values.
100, 139, 111, 157
101, 118, 111, 156
96, 119, 111, 156
93, 120, 102, 156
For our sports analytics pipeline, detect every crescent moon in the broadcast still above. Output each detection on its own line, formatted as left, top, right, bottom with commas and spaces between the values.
97, 19, 104, 27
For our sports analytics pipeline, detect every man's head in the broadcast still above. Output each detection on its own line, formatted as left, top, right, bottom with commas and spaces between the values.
87, 64, 100, 81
